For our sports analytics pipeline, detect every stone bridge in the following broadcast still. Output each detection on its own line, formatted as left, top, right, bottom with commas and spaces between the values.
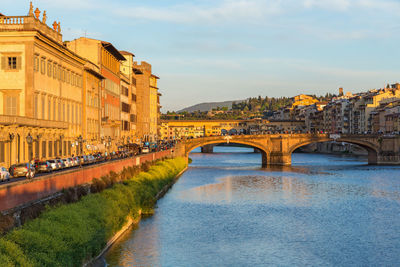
176, 134, 400, 166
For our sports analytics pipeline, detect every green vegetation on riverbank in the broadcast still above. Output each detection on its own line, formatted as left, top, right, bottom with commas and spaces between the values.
0, 157, 187, 266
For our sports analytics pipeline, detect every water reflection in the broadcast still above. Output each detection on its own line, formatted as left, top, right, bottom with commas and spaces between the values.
177, 176, 313, 205
105, 148, 400, 266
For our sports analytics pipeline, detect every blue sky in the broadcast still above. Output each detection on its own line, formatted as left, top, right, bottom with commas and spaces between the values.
3, 0, 400, 111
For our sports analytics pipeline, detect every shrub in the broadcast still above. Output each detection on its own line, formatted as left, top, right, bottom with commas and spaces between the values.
0, 157, 187, 266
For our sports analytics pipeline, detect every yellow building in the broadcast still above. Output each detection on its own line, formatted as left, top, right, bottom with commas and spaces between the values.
160, 120, 246, 140
66, 37, 126, 152
150, 74, 159, 141
133, 61, 160, 143
0, 5, 88, 166
120, 51, 137, 143
291, 94, 319, 108
82, 61, 104, 152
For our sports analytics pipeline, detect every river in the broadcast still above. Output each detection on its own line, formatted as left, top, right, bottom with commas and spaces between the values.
104, 147, 400, 266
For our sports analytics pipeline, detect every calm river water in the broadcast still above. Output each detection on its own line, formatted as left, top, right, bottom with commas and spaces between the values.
104, 147, 400, 266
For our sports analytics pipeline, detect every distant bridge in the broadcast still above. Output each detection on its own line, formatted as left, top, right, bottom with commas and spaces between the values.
176, 134, 400, 166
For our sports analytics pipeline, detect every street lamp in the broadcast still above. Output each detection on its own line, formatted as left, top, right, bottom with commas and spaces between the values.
59, 134, 64, 156
75, 141, 78, 156
71, 142, 75, 157
26, 133, 33, 178
9, 133, 15, 167
108, 136, 112, 153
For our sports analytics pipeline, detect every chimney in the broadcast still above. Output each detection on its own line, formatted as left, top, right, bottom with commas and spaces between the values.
339, 87, 343, 96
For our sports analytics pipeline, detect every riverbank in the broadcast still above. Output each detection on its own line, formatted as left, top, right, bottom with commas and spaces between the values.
0, 157, 187, 266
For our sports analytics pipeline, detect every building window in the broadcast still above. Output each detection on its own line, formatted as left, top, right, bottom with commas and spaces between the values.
54, 141, 57, 157
7, 57, 17, 69
71, 104, 74, 124
48, 141, 53, 157
53, 99, 56, 120
41, 96, 45, 119
47, 61, 52, 77
1, 56, 21, 70
42, 141, 46, 158
5, 95, 17, 115
58, 102, 61, 121
68, 141, 71, 155
34, 56, 39, 72
0, 142, 4, 163
53, 63, 57, 79
34, 94, 38, 118
40, 58, 46, 74
67, 104, 70, 122
122, 102, 130, 113
63, 103, 65, 121
48, 99, 51, 120
58, 65, 61, 80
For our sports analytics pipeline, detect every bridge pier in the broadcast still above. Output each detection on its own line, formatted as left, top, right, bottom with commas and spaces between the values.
269, 152, 291, 166
261, 152, 268, 167
201, 144, 214, 153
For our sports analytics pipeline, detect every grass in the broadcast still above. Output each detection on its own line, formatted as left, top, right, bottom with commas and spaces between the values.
0, 157, 187, 266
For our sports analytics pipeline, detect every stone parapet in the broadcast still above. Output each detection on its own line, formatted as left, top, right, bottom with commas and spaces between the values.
0, 149, 173, 212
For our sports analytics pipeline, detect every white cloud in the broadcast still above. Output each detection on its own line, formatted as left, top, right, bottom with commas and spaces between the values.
112, 0, 283, 24
303, 0, 351, 11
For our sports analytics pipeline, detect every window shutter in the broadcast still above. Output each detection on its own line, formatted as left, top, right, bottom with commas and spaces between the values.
12, 96, 17, 115
16, 56, 22, 70
1, 57, 5, 70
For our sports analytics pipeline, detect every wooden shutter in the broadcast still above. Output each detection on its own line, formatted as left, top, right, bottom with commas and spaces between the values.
16, 56, 22, 70
1, 57, 5, 70
11, 96, 17, 115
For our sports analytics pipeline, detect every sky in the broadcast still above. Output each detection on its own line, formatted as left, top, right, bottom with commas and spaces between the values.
2, 0, 400, 111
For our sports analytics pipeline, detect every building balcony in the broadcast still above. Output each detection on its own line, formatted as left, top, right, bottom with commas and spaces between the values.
0, 115, 69, 129
0, 15, 63, 44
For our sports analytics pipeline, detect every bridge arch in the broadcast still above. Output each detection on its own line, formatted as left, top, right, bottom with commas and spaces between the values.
288, 138, 379, 164
185, 139, 270, 167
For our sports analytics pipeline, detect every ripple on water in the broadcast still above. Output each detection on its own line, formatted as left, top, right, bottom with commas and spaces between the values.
105, 150, 400, 267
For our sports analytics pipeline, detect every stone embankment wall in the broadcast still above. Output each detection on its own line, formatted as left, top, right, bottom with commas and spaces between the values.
0, 157, 188, 266
0, 149, 174, 213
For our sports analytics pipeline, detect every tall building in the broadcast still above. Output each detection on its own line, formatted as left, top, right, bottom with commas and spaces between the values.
82, 61, 104, 150
0, 4, 87, 166
133, 61, 160, 142
120, 51, 137, 143
66, 37, 126, 150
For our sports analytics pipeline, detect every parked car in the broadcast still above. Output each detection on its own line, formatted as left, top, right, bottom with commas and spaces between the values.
36, 161, 52, 173
68, 157, 77, 167
56, 159, 66, 169
142, 147, 150, 154
62, 158, 73, 168
47, 159, 59, 171
93, 153, 104, 162
0, 167, 11, 182
9, 163, 35, 178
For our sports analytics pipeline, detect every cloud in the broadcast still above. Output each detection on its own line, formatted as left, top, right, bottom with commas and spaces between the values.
303, 0, 351, 11
112, 0, 283, 24
302, 0, 400, 13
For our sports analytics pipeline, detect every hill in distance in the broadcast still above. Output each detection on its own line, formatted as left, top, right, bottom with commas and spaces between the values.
178, 100, 245, 113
